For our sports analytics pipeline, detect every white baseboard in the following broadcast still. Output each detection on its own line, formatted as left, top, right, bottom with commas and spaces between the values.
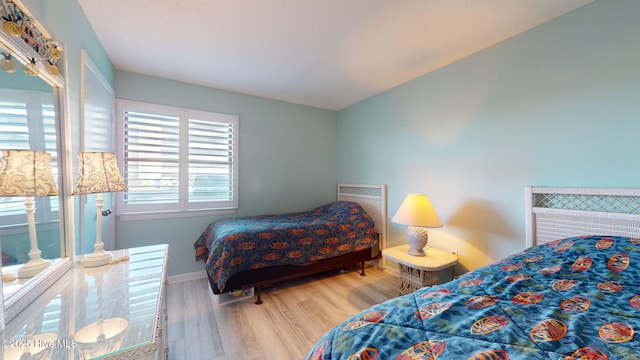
167, 264, 397, 285
167, 271, 207, 284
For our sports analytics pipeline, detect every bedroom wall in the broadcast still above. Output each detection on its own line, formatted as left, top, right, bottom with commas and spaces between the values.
337, 0, 640, 275
15, 0, 339, 278
114, 72, 338, 276
25, 0, 638, 279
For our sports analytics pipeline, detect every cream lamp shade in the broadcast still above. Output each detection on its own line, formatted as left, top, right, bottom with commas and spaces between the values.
391, 193, 442, 256
72, 152, 127, 267
0, 150, 58, 278
72, 152, 127, 195
0, 150, 58, 197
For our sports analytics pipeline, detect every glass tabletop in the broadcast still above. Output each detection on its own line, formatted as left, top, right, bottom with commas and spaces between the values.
0, 244, 168, 360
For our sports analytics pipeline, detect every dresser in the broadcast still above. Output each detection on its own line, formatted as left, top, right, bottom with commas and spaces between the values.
0, 244, 169, 360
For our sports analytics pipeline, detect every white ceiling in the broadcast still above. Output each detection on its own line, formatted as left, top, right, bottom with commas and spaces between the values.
77, 0, 592, 111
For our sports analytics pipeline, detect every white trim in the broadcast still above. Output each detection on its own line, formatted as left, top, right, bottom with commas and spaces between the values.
529, 186, 640, 196
79, 49, 117, 252
525, 186, 640, 247
115, 99, 239, 216
167, 270, 207, 284
117, 207, 236, 222
524, 186, 534, 248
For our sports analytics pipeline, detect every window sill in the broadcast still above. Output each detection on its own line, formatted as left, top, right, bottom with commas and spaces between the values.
0, 220, 60, 234
117, 208, 237, 222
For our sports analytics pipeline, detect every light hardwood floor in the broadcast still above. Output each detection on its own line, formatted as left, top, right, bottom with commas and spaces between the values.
167, 265, 397, 360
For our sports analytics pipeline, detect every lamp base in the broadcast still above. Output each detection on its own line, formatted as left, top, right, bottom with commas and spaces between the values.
83, 243, 113, 268
406, 225, 430, 257
17, 250, 51, 278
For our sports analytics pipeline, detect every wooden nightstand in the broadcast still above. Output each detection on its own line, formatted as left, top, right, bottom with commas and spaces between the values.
382, 244, 458, 295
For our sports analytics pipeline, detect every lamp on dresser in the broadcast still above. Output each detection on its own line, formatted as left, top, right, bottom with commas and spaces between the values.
391, 193, 443, 256
0, 150, 58, 278
72, 152, 127, 267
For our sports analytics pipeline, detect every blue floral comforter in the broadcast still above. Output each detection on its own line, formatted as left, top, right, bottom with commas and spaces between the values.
306, 235, 640, 359
194, 201, 377, 293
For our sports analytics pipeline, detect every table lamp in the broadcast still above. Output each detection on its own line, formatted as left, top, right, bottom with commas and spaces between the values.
391, 193, 443, 256
0, 150, 58, 278
72, 152, 127, 267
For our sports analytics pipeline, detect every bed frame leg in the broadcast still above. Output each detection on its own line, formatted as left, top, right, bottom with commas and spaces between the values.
360, 261, 366, 276
255, 286, 263, 305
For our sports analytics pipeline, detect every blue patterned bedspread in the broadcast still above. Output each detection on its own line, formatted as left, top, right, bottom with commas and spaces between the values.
306, 235, 640, 359
194, 201, 377, 292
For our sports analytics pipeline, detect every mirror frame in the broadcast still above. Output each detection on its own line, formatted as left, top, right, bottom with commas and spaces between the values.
0, 0, 73, 324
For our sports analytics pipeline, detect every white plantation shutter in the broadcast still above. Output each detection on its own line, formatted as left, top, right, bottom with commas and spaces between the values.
116, 100, 238, 216
122, 109, 180, 206
42, 102, 58, 217
0, 100, 29, 148
0, 96, 29, 221
188, 111, 236, 209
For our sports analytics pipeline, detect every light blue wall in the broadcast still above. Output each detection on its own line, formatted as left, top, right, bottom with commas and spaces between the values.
0, 70, 51, 91
18, 0, 338, 277
25, 0, 114, 127
25, 0, 640, 278
114, 72, 338, 276
338, 0, 640, 273
16, 0, 114, 256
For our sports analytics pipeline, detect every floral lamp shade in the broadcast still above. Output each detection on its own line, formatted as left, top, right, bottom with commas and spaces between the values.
72, 152, 127, 195
72, 152, 126, 268
0, 149, 58, 278
0, 150, 58, 197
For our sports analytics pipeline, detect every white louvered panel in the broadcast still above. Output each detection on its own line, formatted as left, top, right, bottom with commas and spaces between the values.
526, 186, 640, 247
535, 213, 640, 246
338, 184, 388, 268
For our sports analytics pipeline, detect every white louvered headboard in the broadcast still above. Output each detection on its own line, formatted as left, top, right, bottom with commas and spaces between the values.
525, 186, 640, 248
338, 184, 387, 267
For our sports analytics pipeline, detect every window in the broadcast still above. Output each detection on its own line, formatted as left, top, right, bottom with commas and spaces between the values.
116, 100, 238, 218
0, 89, 59, 227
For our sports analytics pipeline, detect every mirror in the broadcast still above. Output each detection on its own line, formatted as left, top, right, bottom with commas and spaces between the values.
0, 0, 72, 324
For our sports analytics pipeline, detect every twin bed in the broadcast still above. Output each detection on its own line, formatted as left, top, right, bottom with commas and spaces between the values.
305, 186, 640, 359
195, 185, 640, 359
194, 184, 387, 304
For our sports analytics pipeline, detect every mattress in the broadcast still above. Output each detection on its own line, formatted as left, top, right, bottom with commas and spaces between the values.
306, 235, 640, 359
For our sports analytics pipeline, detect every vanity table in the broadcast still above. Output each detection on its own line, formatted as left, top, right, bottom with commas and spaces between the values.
0, 244, 169, 360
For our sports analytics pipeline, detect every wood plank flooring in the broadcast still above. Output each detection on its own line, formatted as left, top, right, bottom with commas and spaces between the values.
167, 265, 397, 360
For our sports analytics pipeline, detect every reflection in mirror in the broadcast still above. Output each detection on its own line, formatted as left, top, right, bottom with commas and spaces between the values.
0, 0, 71, 325
0, 270, 68, 359
0, 149, 59, 280
0, 50, 62, 288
